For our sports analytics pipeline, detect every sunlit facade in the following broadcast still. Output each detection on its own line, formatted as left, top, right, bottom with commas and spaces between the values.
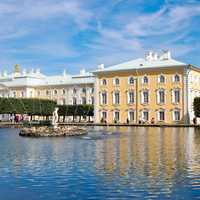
94, 51, 200, 124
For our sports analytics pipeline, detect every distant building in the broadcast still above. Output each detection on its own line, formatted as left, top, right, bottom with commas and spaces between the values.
0, 66, 95, 121
93, 50, 200, 124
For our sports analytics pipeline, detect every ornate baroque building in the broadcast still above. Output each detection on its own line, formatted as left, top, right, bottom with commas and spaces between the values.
0, 66, 95, 120
93, 51, 200, 124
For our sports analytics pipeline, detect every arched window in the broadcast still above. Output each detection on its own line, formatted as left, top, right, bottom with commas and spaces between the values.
102, 79, 107, 85
73, 88, 77, 94
115, 78, 120, 85
54, 90, 57, 95
159, 75, 165, 83
143, 76, 148, 84
174, 74, 180, 82
129, 77, 134, 84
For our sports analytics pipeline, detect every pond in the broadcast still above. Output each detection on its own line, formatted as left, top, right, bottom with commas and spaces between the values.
0, 127, 200, 200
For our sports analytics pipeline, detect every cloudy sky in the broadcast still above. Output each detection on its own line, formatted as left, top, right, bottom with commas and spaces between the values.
0, 0, 200, 75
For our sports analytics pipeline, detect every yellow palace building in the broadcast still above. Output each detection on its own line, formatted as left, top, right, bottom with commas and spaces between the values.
93, 50, 200, 124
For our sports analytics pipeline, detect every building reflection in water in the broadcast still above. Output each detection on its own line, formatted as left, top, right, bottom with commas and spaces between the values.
95, 127, 200, 194
1, 127, 200, 199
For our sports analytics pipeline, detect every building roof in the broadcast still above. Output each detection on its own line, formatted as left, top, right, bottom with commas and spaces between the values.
0, 68, 95, 88
93, 51, 188, 73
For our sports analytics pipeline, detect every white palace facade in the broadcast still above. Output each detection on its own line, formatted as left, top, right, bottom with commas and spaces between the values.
0, 65, 95, 121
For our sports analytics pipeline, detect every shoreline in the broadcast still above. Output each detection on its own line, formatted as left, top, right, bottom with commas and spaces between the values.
0, 122, 200, 128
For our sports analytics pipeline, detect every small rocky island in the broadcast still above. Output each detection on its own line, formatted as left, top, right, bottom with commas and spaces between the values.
19, 107, 87, 137
19, 126, 87, 137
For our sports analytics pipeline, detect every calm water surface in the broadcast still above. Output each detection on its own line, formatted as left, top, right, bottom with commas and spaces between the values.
0, 127, 200, 200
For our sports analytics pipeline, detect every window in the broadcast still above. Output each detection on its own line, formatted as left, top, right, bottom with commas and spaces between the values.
113, 91, 120, 104
21, 91, 25, 97
114, 111, 120, 122
101, 92, 107, 105
173, 89, 180, 103
158, 110, 165, 121
128, 111, 135, 122
102, 111, 107, 121
82, 97, 86, 104
73, 97, 77, 105
143, 76, 148, 84
129, 77, 134, 85
102, 79, 107, 85
73, 88, 77, 94
142, 90, 149, 104
174, 74, 180, 82
173, 110, 180, 121
63, 89, 66, 95
157, 90, 165, 104
46, 90, 50, 96
128, 91, 134, 104
62, 99, 66, 105
159, 75, 165, 83
143, 111, 149, 121
114, 78, 120, 85
82, 88, 86, 94
91, 88, 94, 93
54, 90, 57, 95
37, 91, 40, 96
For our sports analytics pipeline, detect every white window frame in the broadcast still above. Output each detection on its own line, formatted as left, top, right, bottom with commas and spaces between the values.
158, 74, 165, 83
113, 77, 120, 86
142, 110, 149, 121
101, 79, 107, 85
113, 110, 120, 122
128, 110, 135, 122
113, 91, 120, 105
127, 90, 134, 104
173, 74, 181, 83
141, 90, 149, 104
100, 91, 107, 105
172, 88, 180, 104
101, 111, 107, 121
142, 75, 149, 84
128, 76, 134, 85
173, 109, 181, 121
157, 89, 165, 104
157, 109, 165, 121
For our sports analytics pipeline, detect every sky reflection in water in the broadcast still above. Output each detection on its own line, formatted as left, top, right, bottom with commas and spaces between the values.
0, 127, 200, 200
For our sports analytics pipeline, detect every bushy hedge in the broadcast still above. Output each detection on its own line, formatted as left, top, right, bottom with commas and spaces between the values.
0, 97, 56, 116
0, 98, 94, 118
193, 97, 200, 117
58, 104, 94, 117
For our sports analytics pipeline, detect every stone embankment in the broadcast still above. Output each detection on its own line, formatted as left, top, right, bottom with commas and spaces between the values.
19, 126, 87, 137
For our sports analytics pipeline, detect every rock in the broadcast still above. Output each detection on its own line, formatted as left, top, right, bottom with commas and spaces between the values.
19, 126, 87, 137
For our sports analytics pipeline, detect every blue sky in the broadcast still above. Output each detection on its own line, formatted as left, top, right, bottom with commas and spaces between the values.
0, 0, 200, 75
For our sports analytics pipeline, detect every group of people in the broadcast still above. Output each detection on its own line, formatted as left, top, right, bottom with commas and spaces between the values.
9, 114, 24, 123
